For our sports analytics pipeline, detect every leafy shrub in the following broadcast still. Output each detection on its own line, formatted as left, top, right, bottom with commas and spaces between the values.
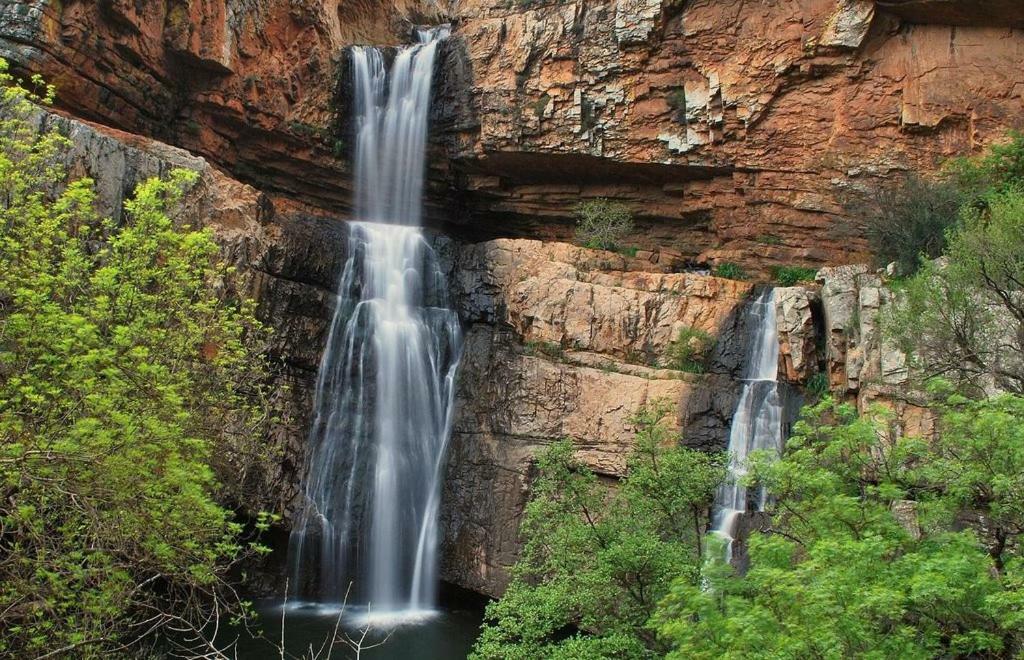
770, 265, 818, 286
804, 371, 830, 401
889, 186, 1024, 395
574, 198, 635, 251
0, 59, 270, 657
949, 130, 1024, 194
665, 327, 714, 373
472, 404, 724, 659
856, 174, 963, 275
714, 262, 747, 280
656, 394, 1024, 658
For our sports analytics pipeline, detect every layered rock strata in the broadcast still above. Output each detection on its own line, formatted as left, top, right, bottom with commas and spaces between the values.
440, 239, 755, 595
435, 0, 1024, 272
4, 1, 1023, 274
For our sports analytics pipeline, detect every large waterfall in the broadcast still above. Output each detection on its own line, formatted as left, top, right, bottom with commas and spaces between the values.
710, 289, 783, 562
288, 27, 462, 619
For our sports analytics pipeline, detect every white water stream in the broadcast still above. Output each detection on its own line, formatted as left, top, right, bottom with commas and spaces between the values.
288, 27, 461, 621
710, 289, 783, 562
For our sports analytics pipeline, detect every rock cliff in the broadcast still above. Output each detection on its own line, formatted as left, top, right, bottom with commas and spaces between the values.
435, 0, 1024, 272
5, 1, 1022, 272
442, 240, 754, 593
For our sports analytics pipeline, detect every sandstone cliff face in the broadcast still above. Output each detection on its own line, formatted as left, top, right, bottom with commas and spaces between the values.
773, 264, 934, 439
440, 239, 755, 595
0, 0, 448, 209
435, 0, 1024, 272
5, 1, 1022, 275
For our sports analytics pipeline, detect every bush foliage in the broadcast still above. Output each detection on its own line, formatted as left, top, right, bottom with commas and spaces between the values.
857, 174, 964, 275
858, 134, 1024, 276
657, 393, 1024, 658
0, 59, 270, 657
713, 262, 747, 280
574, 198, 634, 251
770, 265, 818, 287
888, 140, 1024, 395
472, 404, 724, 659
664, 327, 714, 373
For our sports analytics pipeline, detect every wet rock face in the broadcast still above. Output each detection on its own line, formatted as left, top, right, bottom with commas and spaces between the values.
434, 0, 1024, 273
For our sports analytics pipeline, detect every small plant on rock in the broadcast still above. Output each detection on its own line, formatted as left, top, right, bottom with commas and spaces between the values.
713, 262, 747, 280
665, 327, 715, 373
805, 371, 830, 402
770, 265, 818, 287
574, 198, 634, 251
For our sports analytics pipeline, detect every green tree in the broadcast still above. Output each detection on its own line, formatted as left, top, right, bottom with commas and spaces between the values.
574, 199, 634, 251
889, 186, 1024, 395
472, 404, 724, 659
655, 396, 1024, 659
856, 174, 964, 275
0, 59, 270, 657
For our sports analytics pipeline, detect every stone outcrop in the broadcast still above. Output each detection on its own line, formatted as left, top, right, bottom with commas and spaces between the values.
775, 285, 820, 384
812, 264, 934, 444
817, 264, 909, 395
440, 240, 755, 595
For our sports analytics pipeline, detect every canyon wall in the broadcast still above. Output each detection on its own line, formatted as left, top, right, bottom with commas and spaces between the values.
435, 0, 1024, 272
5, 0, 1022, 273
2, 0, 1018, 597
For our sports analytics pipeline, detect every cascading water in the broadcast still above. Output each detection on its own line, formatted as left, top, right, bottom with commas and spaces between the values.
287, 26, 462, 618
710, 288, 783, 563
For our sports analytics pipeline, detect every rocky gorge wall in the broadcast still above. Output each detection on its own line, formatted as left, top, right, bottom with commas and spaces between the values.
1, 0, 1016, 598
5, 0, 1023, 272
434, 0, 1024, 273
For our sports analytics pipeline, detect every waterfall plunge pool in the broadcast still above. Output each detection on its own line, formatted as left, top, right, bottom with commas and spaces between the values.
228, 584, 486, 659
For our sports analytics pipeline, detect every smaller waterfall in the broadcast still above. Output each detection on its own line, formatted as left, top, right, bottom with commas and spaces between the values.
710, 289, 784, 562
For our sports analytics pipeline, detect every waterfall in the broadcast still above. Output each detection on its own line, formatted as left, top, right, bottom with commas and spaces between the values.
287, 26, 462, 618
710, 289, 783, 563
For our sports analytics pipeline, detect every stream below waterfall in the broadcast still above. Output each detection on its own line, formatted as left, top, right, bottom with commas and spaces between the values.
232, 594, 484, 659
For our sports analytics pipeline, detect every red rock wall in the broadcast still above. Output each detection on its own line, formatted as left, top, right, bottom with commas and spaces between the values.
0, 0, 447, 208
4, 0, 1020, 273
436, 0, 1024, 273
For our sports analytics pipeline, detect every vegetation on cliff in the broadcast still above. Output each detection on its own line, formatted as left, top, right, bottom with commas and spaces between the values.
573, 199, 634, 252
0, 60, 271, 657
478, 135, 1024, 659
889, 169, 1024, 395
471, 404, 724, 659
658, 393, 1024, 658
